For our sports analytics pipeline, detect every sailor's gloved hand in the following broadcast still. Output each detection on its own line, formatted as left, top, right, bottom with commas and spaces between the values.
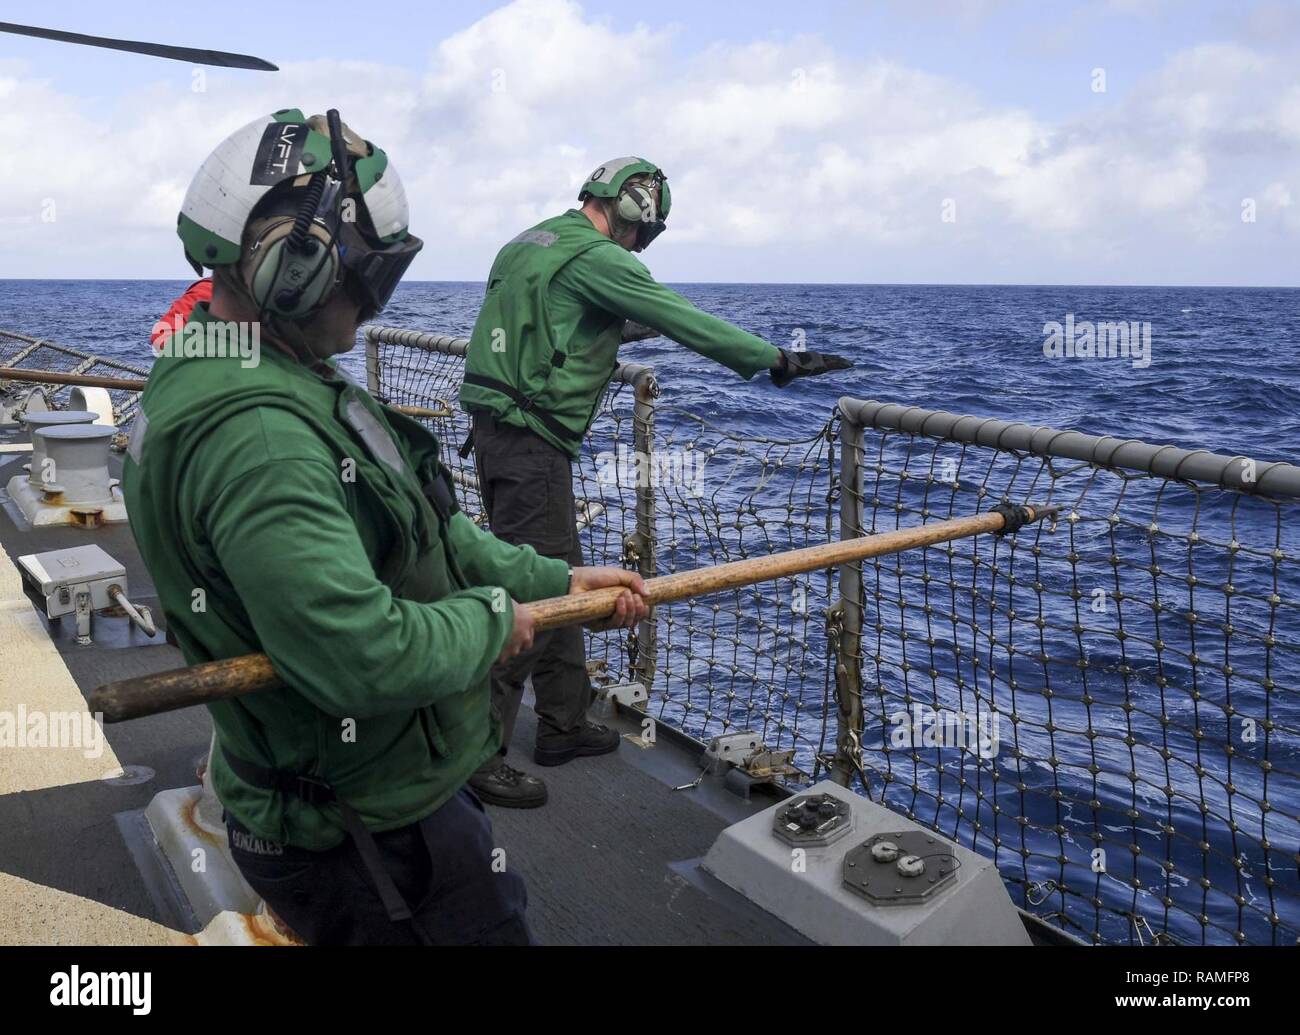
770, 348, 854, 388
570, 566, 651, 631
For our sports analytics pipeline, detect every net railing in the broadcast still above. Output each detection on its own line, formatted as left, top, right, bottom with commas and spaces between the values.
364, 325, 837, 771
0, 328, 150, 430
648, 404, 836, 769
835, 398, 1300, 947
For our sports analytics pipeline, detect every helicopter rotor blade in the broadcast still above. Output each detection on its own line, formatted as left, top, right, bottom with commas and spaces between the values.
0, 21, 278, 71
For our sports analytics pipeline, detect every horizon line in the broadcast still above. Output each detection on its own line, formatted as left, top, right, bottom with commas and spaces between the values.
0, 278, 1298, 291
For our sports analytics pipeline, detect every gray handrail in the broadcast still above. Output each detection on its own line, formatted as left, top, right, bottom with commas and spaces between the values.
363, 323, 656, 390
838, 397, 1300, 499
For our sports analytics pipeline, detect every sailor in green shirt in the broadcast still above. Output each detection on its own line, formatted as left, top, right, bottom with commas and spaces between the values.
460, 157, 851, 807
123, 110, 648, 945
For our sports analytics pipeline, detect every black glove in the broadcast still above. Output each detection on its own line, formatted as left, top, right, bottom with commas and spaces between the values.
770, 348, 854, 388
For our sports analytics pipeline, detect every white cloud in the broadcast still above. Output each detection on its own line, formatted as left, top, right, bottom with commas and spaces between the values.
0, 0, 1296, 283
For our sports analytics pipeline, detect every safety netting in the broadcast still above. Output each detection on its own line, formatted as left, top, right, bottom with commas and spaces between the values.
642, 404, 836, 770
837, 400, 1300, 946
0, 328, 150, 430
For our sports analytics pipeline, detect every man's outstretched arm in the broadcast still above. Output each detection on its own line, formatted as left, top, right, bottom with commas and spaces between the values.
565, 245, 777, 377
565, 246, 851, 385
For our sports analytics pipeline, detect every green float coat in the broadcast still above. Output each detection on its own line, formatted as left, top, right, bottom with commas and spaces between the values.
123, 304, 569, 850
460, 209, 782, 457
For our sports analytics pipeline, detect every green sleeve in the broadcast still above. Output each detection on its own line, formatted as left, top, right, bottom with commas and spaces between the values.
564, 246, 782, 379
445, 511, 571, 603
203, 454, 514, 719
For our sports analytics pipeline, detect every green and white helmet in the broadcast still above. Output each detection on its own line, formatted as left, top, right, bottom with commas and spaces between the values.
579, 156, 671, 249
179, 108, 412, 268
177, 108, 421, 321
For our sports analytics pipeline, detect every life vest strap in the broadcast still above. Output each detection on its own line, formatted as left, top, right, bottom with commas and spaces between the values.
221, 747, 430, 939
461, 372, 584, 448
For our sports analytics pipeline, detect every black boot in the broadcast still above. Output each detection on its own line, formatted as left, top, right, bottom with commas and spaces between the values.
468, 758, 549, 809
533, 721, 621, 768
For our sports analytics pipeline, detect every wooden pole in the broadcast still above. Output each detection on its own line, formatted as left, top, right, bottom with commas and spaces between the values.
0, 368, 146, 391
87, 505, 1057, 723
0, 368, 451, 420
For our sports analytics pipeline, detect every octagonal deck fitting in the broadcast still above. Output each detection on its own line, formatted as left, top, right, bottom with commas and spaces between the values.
842, 831, 958, 907
772, 792, 854, 848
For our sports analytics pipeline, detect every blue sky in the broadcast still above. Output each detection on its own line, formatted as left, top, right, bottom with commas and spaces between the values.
1, 0, 1297, 284
1, 1, 1272, 119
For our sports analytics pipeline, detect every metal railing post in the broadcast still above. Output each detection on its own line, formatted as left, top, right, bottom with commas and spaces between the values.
363, 325, 381, 394
830, 413, 866, 787
630, 368, 660, 690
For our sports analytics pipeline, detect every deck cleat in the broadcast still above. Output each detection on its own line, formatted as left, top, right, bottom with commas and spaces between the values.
703, 731, 802, 798
772, 791, 853, 848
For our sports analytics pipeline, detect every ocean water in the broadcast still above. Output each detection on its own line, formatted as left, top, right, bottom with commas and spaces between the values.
1, 279, 1297, 945
2, 280, 1299, 463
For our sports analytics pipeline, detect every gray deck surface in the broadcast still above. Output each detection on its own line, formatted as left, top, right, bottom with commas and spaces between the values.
481, 703, 807, 945
0, 431, 806, 945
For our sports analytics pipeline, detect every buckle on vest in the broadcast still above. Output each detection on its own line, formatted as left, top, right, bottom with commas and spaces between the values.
293, 775, 334, 807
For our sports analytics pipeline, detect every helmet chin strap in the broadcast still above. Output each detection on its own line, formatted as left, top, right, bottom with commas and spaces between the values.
602, 198, 637, 248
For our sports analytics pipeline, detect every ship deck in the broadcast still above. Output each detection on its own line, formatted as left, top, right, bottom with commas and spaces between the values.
0, 423, 812, 945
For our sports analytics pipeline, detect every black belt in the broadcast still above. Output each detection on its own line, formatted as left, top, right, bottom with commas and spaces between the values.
461, 373, 584, 449
222, 748, 435, 943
